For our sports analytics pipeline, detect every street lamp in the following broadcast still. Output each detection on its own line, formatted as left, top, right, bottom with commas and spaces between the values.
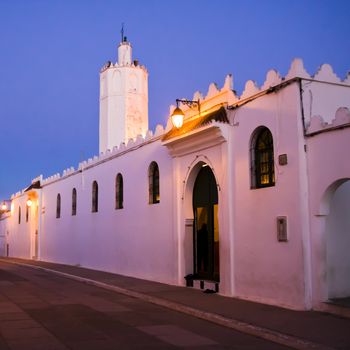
26, 199, 33, 207
170, 99, 200, 129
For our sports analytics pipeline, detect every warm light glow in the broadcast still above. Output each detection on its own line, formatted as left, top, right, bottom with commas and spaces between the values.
171, 107, 185, 129
1, 203, 7, 211
26, 199, 33, 207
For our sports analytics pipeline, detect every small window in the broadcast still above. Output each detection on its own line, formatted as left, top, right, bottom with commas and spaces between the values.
92, 181, 98, 213
56, 194, 61, 218
148, 161, 160, 204
18, 206, 21, 224
250, 127, 275, 188
26, 204, 29, 222
115, 173, 123, 209
72, 188, 77, 216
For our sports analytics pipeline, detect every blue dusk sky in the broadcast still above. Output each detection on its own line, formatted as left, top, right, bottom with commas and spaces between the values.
0, 0, 349, 200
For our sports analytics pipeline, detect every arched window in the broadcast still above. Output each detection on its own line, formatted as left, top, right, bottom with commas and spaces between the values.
18, 206, 21, 224
26, 204, 29, 222
115, 173, 123, 209
92, 181, 98, 213
56, 194, 61, 218
72, 188, 77, 216
250, 127, 275, 188
148, 161, 160, 204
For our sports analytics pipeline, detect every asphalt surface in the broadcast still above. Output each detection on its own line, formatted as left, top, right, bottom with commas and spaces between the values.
1, 258, 350, 350
0, 261, 289, 350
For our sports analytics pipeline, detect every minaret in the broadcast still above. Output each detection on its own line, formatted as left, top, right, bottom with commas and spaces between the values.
99, 36, 148, 153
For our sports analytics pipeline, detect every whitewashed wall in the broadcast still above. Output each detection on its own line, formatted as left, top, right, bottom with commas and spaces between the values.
40, 137, 176, 284
326, 182, 350, 298
306, 115, 350, 309
0, 218, 7, 256
174, 142, 231, 292
4, 195, 33, 258
2, 59, 349, 312
229, 83, 309, 310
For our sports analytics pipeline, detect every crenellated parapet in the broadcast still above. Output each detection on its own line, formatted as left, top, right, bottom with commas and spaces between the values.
168, 74, 236, 121
40, 124, 166, 186
100, 60, 148, 74
37, 59, 350, 188
167, 58, 350, 130
41, 173, 62, 186
170, 58, 350, 112
10, 175, 43, 199
307, 107, 350, 136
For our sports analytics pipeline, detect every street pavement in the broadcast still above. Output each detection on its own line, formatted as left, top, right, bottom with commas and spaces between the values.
0, 260, 289, 350
0, 258, 350, 350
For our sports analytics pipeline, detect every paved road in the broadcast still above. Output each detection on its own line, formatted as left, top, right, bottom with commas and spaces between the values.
0, 261, 290, 350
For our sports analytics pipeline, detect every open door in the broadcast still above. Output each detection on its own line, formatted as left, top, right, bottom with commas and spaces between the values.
193, 165, 219, 281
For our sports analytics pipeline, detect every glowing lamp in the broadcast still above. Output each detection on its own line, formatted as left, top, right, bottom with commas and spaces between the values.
171, 107, 185, 129
170, 98, 200, 129
26, 199, 33, 207
1, 203, 7, 211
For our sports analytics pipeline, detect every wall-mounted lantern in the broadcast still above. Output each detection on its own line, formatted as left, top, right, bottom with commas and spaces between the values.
0, 200, 11, 215
170, 99, 200, 129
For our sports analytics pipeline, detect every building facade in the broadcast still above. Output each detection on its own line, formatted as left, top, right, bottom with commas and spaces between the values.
1, 39, 350, 312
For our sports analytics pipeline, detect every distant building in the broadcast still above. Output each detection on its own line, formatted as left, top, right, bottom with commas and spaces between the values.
1, 38, 350, 312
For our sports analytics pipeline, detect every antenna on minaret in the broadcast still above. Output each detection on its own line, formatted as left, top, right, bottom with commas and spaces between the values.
121, 23, 124, 43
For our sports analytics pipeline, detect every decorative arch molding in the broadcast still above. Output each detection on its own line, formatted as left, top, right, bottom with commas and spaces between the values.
317, 178, 350, 301
182, 154, 220, 220
318, 178, 350, 216
182, 154, 221, 198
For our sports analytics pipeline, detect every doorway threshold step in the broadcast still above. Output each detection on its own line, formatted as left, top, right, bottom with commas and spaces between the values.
192, 279, 219, 293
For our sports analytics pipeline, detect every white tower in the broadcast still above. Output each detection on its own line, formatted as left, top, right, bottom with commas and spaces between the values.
99, 37, 148, 153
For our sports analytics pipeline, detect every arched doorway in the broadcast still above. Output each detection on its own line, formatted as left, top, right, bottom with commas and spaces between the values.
325, 180, 350, 301
193, 165, 219, 281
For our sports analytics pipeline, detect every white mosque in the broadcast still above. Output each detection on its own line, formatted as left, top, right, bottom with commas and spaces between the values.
1, 37, 350, 313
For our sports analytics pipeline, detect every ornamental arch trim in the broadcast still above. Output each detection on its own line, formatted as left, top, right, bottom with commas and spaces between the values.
319, 178, 350, 216
182, 155, 221, 220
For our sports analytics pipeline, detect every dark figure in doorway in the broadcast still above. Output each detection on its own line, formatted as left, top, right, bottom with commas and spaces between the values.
197, 223, 209, 273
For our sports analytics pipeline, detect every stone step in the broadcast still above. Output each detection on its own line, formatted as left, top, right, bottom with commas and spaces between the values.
192, 279, 219, 293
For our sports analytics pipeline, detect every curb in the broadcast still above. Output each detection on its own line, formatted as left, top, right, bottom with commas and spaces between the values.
1, 259, 335, 350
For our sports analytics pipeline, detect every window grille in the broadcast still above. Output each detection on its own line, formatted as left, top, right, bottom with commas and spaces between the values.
72, 188, 77, 216
92, 181, 98, 213
251, 127, 275, 188
26, 204, 29, 222
148, 162, 160, 204
115, 174, 123, 209
56, 194, 61, 218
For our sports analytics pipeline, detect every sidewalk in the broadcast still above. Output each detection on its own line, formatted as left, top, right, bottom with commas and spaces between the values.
2, 257, 350, 350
